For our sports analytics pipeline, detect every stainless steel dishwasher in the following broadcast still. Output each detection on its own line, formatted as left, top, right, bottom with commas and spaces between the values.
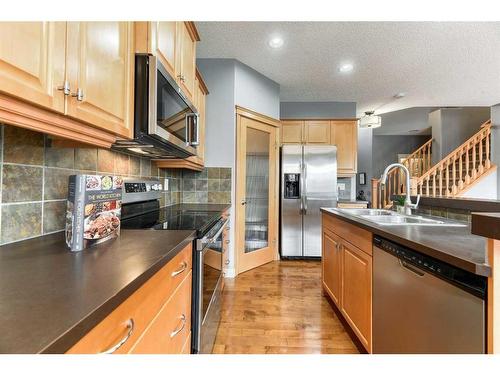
373, 236, 487, 353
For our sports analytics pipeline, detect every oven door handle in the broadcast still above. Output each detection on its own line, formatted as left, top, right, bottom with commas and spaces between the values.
197, 219, 229, 251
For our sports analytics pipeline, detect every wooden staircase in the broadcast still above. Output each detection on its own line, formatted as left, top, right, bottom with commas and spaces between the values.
372, 120, 495, 208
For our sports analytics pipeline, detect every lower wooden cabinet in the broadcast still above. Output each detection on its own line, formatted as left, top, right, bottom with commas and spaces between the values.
322, 212, 373, 352
322, 229, 342, 306
341, 240, 372, 350
67, 243, 193, 354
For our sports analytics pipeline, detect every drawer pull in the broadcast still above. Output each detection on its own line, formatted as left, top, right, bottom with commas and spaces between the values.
171, 261, 188, 277
99, 318, 134, 354
170, 314, 186, 338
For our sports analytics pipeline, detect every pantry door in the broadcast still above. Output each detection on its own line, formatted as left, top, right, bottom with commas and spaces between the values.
235, 107, 280, 275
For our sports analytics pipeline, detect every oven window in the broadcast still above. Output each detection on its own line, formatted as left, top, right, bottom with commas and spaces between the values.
202, 230, 223, 317
156, 69, 189, 142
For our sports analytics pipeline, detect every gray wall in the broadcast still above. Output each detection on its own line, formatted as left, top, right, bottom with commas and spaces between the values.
280, 102, 356, 119
492, 103, 500, 199
374, 107, 434, 136
195, 58, 281, 277
196, 59, 236, 167
357, 128, 373, 199
234, 61, 280, 119
372, 135, 432, 179
431, 107, 491, 164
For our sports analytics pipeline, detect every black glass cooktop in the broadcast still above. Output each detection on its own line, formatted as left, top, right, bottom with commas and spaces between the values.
121, 203, 222, 236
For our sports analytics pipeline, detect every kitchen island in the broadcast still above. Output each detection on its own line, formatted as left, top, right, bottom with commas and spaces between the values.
320, 207, 490, 354
0, 229, 195, 354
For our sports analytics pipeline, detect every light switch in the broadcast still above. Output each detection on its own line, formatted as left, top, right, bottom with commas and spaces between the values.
164, 178, 169, 191
338, 183, 346, 191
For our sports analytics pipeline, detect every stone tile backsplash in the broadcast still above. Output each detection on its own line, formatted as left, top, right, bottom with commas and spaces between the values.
0, 123, 232, 245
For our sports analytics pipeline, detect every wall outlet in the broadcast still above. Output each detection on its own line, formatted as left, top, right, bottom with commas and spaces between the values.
338, 183, 346, 191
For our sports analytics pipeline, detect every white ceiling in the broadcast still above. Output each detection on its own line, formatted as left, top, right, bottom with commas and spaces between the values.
196, 22, 500, 116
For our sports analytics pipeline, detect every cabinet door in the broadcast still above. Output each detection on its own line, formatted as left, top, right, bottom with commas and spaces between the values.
0, 22, 66, 113
152, 22, 178, 78
331, 120, 357, 174
341, 241, 372, 352
178, 22, 196, 103
66, 22, 134, 138
305, 120, 330, 144
322, 229, 342, 306
281, 120, 303, 144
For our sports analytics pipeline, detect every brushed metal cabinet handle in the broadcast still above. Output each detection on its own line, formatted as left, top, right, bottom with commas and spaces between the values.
57, 81, 70, 95
71, 88, 84, 101
171, 261, 188, 277
99, 319, 134, 354
170, 314, 186, 338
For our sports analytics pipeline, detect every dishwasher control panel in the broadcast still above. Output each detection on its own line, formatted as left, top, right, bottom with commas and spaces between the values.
373, 236, 486, 299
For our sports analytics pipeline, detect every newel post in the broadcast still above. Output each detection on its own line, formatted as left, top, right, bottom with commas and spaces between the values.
410, 177, 418, 196
371, 178, 379, 209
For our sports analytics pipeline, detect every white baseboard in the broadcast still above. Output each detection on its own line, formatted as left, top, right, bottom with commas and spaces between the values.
223, 267, 236, 278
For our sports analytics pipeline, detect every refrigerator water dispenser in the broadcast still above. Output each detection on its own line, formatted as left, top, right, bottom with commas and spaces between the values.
284, 173, 300, 199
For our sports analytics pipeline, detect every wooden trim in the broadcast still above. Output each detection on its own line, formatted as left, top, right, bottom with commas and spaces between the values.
184, 22, 200, 42
235, 107, 280, 276
281, 117, 359, 122
236, 106, 281, 128
487, 238, 500, 354
195, 68, 209, 95
153, 159, 204, 171
0, 93, 117, 148
134, 21, 150, 53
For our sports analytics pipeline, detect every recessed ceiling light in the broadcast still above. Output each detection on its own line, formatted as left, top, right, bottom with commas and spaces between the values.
339, 63, 354, 73
268, 37, 284, 49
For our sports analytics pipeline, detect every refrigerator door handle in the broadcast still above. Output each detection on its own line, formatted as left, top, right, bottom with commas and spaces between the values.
303, 165, 307, 215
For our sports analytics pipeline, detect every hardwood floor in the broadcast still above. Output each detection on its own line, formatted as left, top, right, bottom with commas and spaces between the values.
213, 260, 359, 354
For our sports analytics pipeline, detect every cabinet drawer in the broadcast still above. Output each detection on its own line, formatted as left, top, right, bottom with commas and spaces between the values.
322, 213, 372, 256
67, 243, 192, 354
131, 272, 192, 354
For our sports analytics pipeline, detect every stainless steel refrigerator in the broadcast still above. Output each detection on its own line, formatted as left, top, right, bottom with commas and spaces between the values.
280, 145, 338, 257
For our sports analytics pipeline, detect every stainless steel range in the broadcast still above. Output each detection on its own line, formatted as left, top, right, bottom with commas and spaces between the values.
120, 179, 228, 354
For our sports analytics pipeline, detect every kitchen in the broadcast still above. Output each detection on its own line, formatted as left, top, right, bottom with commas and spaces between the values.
1, 2, 500, 374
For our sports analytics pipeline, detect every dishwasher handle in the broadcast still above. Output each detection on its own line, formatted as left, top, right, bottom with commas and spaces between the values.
399, 259, 425, 277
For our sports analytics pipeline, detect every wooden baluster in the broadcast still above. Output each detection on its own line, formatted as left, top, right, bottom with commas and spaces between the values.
479, 131, 484, 174
446, 160, 450, 197
439, 165, 443, 197
472, 139, 477, 180
427, 144, 431, 173
452, 154, 457, 195
432, 171, 436, 197
372, 179, 379, 208
465, 143, 470, 185
458, 149, 464, 190
485, 127, 491, 169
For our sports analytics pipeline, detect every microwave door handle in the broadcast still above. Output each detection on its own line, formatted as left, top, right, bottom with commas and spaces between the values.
185, 114, 191, 146
147, 55, 158, 135
190, 113, 200, 146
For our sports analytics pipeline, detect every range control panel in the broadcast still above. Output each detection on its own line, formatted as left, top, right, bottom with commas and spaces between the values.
124, 181, 163, 193
122, 179, 163, 204
373, 236, 486, 299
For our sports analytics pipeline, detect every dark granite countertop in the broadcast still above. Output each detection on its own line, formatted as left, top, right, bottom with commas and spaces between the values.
0, 230, 196, 354
471, 212, 500, 241
321, 208, 490, 277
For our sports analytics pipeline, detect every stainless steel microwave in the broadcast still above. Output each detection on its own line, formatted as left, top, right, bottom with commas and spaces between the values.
113, 54, 199, 159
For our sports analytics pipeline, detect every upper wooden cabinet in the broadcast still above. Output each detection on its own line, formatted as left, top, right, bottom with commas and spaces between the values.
281, 120, 303, 144
280, 118, 358, 174
0, 22, 66, 113
331, 120, 358, 174
66, 22, 134, 139
305, 120, 330, 144
0, 22, 135, 145
137, 21, 200, 104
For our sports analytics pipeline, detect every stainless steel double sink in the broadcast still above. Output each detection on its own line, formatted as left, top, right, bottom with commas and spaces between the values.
336, 208, 467, 227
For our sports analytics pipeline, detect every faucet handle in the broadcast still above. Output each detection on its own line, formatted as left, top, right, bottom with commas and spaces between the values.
409, 194, 420, 208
